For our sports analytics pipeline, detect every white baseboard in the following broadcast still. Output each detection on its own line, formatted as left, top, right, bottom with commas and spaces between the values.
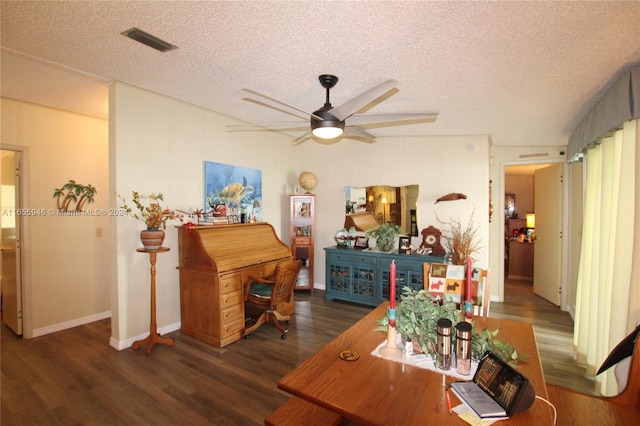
567, 305, 576, 321
109, 321, 181, 351
31, 310, 112, 338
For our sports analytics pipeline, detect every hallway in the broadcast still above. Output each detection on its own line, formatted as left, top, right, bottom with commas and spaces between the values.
504, 277, 556, 307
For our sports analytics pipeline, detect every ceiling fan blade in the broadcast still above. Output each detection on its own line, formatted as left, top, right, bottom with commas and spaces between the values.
347, 113, 439, 126
228, 122, 308, 132
344, 125, 376, 142
242, 98, 309, 121
291, 132, 312, 146
330, 79, 399, 121
242, 89, 323, 121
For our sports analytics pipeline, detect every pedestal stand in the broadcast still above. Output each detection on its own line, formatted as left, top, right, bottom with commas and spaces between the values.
132, 247, 174, 355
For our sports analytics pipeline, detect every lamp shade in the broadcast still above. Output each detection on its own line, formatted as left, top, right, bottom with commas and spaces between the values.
526, 213, 536, 229
311, 106, 345, 139
386, 188, 396, 204
312, 125, 344, 139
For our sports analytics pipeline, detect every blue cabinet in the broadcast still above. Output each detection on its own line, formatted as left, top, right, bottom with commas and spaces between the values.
324, 247, 445, 306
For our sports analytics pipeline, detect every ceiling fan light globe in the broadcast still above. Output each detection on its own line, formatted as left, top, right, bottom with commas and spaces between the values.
310, 107, 345, 139
312, 126, 344, 139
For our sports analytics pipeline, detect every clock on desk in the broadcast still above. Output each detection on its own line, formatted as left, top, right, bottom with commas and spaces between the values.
420, 226, 446, 256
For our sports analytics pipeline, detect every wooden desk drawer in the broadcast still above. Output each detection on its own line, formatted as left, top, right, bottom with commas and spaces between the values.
221, 291, 242, 308
221, 317, 244, 337
220, 273, 242, 294
221, 303, 243, 323
293, 237, 312, 245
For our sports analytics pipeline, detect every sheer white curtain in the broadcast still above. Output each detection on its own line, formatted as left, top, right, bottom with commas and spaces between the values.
574, 119, 638, 396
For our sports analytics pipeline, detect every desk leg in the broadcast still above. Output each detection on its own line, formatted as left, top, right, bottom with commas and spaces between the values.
132, 251, 175, 355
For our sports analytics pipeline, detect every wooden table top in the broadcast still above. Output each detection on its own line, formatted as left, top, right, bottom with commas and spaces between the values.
278, 303, 553, 425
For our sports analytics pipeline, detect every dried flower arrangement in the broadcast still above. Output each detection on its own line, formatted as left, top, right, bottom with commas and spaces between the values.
118, 191, 181, 230
437, 208, 481, 265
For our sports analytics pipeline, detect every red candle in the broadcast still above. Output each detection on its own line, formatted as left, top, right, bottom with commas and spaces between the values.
390, 260, 396, 309
466, 257, 472, 303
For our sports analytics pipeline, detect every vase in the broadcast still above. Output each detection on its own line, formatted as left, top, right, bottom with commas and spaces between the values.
140, 229, 165, 250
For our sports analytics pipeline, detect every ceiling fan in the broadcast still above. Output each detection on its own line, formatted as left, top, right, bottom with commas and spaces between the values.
229, 75, 438, 145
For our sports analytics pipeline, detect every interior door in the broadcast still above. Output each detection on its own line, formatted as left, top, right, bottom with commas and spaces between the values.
533, 163, 562, 305
1, 150, 22, 335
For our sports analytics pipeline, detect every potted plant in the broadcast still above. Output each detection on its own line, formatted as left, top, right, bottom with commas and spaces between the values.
383, 286, 460, 354
378, 286, 525, 367
367, 223, 402, 252
118, 191, 181, 249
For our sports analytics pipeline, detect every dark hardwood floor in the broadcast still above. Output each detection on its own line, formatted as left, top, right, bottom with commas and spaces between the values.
2, 290, 594, 425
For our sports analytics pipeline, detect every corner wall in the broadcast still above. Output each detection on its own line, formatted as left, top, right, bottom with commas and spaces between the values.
109, 82, 298, 347
1, 97, 111, 337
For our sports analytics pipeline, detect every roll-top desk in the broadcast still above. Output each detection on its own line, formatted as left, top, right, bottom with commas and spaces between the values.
324, 246, 445, 307
178, 223, 292, 347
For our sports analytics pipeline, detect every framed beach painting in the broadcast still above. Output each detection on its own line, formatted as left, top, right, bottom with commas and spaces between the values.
204, 161, 263, 222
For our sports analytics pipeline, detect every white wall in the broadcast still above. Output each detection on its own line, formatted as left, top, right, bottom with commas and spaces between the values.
1, 97, 111, 336
109, 82, 298, 347
4, 83, 574, 343
297, 136, 492, 288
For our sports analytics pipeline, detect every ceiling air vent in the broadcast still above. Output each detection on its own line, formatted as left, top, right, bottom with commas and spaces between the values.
121, 27, 178, 53
519, 153, 549, 159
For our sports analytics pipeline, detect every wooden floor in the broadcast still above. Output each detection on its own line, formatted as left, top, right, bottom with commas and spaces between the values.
1, 290, 595, 425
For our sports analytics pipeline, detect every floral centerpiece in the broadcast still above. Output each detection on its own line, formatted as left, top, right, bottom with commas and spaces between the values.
118, 191, 182, 250
377, 286, 525, 368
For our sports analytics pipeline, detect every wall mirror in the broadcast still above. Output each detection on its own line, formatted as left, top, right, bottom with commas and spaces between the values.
344, 185, 419, 236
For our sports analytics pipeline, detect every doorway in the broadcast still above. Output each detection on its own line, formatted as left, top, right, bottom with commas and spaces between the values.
504, 163, 562, 307
1, 149, 23, 335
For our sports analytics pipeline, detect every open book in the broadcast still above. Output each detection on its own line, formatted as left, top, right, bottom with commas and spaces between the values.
450, 351, 535, 419
450, 381, 508, 418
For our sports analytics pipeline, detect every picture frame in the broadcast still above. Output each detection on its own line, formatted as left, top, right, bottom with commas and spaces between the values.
355, 236, 368, 249
505, 193, 516, 218
398, 236, 411, 254
297, 202, 312, 218
204, 161, 263, 222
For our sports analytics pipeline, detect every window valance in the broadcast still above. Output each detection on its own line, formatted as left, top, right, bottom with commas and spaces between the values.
568, 63, 640, 162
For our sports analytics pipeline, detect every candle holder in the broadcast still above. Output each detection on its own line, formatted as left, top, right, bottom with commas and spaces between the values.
379, 308, 403, 359
463, 300, 473, 322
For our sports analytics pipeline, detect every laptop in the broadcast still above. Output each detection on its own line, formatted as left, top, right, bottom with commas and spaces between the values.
450, 351, 535, 419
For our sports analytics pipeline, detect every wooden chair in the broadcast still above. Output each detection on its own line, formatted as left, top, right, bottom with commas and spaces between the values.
243, 259, 301, 339
423, 263, 491, 317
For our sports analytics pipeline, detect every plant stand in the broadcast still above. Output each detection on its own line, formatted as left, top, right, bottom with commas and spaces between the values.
132, 247, 174, 355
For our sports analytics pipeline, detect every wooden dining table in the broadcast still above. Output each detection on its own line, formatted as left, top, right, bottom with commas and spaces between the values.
278, 302, 554, 425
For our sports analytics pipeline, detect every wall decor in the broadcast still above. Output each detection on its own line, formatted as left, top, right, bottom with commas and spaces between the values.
53, 180, 97, 212
505, 193, 516, 218
204, 161, 262, 222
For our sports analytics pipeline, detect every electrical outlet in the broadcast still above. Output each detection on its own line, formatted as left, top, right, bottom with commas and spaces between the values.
96, 228, 103, 238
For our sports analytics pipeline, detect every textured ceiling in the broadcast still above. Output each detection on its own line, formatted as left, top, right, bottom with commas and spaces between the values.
1, 1, 639, 146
